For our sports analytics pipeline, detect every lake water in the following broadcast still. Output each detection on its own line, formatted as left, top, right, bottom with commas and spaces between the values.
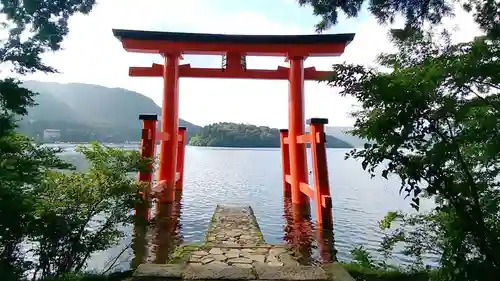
53, 144, 429, 272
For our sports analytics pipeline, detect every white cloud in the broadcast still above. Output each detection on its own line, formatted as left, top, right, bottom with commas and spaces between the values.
22, 0, 482, 128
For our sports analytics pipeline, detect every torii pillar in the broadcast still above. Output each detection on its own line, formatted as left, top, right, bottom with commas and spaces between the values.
288, 56, 309, 205
156, 54, 180, 205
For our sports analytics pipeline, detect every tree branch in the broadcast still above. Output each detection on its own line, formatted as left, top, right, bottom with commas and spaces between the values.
444, 120, 499, 266
463, 84, 500, 113
101, 241, 133, 275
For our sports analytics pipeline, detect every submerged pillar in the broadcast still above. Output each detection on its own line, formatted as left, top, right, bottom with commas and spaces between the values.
176, 127, 187, 190
308, 118, 333, 230
136, 114, 157, 221
288, 57, 309, 205
157, 54, 180, 204
279, 129, 291, 198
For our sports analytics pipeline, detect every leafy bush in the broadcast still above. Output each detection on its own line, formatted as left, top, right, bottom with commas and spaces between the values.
29, 143, 148, 278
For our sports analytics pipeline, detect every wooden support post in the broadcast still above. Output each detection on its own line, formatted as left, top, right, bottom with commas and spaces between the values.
176, 127, 187, 191
157, 54, 180, 206
308, 118, 333, 230
279, 129, 291, 198
288, 56, 309, 205
136, 114, 157, 221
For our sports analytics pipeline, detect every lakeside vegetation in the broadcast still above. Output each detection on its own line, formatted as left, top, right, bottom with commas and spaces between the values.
0, 0, 498, 281
188, 122, 353, 148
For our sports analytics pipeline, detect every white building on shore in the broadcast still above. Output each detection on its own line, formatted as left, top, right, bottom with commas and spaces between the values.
43, 129, 61, 142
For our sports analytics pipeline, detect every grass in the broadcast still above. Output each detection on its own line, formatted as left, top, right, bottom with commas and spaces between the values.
203, 205, 220, 244
167, 243, 202, 264
247, 206, 266, 244
254, 230, 265, 243
341, 263, 431, 281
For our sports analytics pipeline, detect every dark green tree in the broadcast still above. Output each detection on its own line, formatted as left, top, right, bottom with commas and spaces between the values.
32, 142, 145, 279
189, 122, 353, 148
0, 1, 97, 279
297, 1, 499, 280
298, 0, 499, 38
328, 28, 500, 281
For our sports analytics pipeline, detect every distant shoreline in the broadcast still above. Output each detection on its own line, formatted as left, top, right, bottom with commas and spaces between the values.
43, 142, 355, 149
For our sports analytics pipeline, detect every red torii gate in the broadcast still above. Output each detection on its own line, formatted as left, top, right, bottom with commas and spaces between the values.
113, 29, 355, 229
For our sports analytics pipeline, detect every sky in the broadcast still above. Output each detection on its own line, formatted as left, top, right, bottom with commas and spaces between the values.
22, 0, 481, 128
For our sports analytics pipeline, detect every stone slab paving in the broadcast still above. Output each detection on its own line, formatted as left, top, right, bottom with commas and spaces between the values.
133, 263, 355, 280
133, 263, 346, 280
188, 245, 300, 267
187, 205, 300, 268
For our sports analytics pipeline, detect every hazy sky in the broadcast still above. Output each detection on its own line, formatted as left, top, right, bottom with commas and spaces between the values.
22, 0, 480, 128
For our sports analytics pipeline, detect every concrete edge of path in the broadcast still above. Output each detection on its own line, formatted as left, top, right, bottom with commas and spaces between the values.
133, 262, 355, 280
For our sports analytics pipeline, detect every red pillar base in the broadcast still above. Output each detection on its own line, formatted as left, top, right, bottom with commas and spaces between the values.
136, 114, 157, 221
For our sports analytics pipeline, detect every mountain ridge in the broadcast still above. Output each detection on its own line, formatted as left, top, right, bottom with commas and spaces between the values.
17, 80, 201, 142
323, 126, 368, 148
15, 81, 364, 147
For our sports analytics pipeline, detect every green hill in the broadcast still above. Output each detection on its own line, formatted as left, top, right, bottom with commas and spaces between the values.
17, 81, 201, 142
14, 81, 359, 148
189, 122, 353, 148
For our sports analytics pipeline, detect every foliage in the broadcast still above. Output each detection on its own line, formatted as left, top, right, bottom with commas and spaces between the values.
343, 246, 430, 281
0, 134, 71, 280
297, 0, 499, 38
29, 142, 147, 279
189, 122, 282, 147
0, 0, 97, 74
350, 246, 381, 269
1, 1, 98, 280
298, 0, 500, 280
379, 211, 444, 268
189, 122, 353, 148
0, 114, 73, 279
325, 27, 500, 279
38, 270, 133, 281
342, 262, 430, 281
167, 243, 202, 265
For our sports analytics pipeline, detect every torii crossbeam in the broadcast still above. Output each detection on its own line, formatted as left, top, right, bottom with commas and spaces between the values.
113, 29, 355, 227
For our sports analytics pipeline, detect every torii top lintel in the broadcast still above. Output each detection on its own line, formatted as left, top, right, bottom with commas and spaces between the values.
112, 29, 355, 57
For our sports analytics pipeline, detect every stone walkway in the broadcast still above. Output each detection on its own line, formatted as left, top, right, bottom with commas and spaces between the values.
184, 205, 300, 268
205, 206, 264, 246
132, 205, 356, 280
188, 246, 300, 268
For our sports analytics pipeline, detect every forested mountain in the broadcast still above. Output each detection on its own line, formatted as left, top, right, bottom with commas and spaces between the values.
189, 122, 353, 148
17, 81, 201, 142
15, 81, 360, 148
